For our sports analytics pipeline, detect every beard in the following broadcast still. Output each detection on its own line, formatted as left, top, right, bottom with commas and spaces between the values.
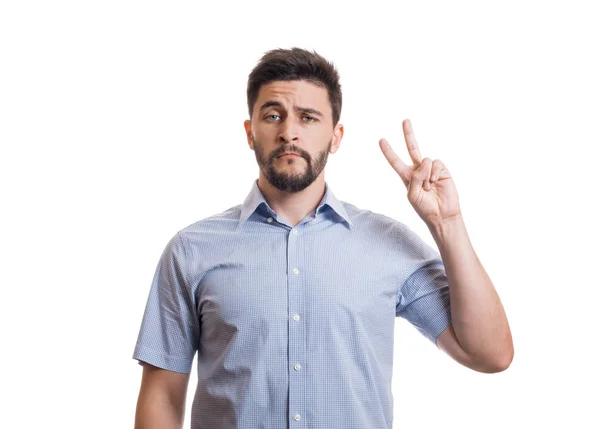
252, 136, 332, 193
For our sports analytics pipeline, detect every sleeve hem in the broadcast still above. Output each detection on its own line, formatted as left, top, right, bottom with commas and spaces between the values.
428, 315, 453, 346
132, 344, 193, 374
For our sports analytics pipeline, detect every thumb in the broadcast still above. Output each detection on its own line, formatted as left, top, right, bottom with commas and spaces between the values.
408, 158, 432, 198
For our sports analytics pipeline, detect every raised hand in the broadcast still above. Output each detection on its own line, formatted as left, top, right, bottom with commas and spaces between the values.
379, 119, 462, 227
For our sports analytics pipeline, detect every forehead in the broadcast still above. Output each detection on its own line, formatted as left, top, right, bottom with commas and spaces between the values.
255, 80, 330, 111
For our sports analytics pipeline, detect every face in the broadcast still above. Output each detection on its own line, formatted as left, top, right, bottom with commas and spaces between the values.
244, 80, 343, 193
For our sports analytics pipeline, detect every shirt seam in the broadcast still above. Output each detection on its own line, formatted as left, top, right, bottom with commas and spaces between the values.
176, 230, 200, 336
176, 230, 191, 289
394, 223, 403, 304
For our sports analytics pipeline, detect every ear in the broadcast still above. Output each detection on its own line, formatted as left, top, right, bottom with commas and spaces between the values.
244, 120, 253, 150
329, 123, 344, 154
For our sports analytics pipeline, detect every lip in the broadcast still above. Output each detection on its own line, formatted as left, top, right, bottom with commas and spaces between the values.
278, 153, 302, 158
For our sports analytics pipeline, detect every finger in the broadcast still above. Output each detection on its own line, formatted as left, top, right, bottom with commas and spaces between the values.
430, 159, 450, 182
430, 159, 444, 182
402, 119, 422, 165
425, 159, 442, 191
424, 159, 435, 191
379, 138, 410, 183
409, 157, 433, 197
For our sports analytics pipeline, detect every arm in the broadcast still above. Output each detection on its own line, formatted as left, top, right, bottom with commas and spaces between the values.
379, 119, 513, 372
429, 215, 514, 372
134, 362, 191, 429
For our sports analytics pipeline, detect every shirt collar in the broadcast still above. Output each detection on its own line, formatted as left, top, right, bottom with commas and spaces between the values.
238, 179, 354, 230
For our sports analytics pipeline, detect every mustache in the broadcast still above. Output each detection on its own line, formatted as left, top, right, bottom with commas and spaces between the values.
273, 146, 306, 159
250, 136, 308, 160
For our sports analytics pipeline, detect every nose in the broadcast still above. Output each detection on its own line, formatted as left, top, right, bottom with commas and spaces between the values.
278, 118, 299, 143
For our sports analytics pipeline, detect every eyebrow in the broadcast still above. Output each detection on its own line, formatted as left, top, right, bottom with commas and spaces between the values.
258, 100, 324, 118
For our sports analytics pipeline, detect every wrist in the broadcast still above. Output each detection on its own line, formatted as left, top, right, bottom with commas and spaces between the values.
427, 214, 466, 245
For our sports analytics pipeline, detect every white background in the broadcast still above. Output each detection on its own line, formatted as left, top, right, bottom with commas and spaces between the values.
1, 1, 599, 427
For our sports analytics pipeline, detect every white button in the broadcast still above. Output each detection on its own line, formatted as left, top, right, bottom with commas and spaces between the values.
292, 268, 299, 275
294, 363, 302, 371
267, 217, 273, 223
293, 314, 300, 321
294, 414, 301, 421
292, 228, 298, 235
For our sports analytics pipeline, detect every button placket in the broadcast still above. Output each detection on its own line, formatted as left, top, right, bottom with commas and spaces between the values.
287, 221, 305, 427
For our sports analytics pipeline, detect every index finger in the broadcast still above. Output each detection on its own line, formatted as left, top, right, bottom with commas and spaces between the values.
402, 119, 422, 165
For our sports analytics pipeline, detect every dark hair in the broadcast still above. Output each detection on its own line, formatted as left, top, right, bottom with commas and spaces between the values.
246, 47, 342, 126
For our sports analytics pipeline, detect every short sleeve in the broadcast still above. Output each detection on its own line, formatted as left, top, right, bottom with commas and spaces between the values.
395, 224, 452, 346
132, 231, 200, 373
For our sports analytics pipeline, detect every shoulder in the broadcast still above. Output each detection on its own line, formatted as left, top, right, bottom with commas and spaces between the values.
341, 200, 415, 240
176, 204, 241, 241
341, 200, 440, 260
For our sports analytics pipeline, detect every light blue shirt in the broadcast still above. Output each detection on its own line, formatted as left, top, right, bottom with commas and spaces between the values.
133, 178, 452, 429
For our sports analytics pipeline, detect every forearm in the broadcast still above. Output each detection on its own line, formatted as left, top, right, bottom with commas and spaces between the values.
134, 392, 185, 429
428, 215, 513, 369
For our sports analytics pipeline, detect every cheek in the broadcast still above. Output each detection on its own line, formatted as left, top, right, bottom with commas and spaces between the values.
253, 122, 274, 135
253, 131, 276, 149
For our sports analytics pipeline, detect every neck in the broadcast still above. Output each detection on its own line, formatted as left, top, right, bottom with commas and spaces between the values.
257, 173, 326, 227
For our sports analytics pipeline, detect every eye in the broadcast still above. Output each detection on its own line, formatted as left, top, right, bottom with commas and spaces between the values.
265, 114, 280, 121
302, 115, 316, 122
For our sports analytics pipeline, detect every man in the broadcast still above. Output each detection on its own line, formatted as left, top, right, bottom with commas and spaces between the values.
133, 47, 513, 429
